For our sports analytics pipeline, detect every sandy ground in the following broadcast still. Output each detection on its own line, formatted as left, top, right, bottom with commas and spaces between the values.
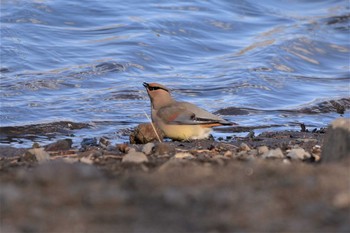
1, 130, 350, 233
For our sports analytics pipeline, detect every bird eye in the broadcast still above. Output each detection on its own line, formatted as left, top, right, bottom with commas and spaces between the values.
149, 86, 160, 91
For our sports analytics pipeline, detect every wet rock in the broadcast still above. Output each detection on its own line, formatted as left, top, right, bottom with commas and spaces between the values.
153, 143, 175, 156
257, 146, 269, 155
142, 143, 155, 156
322, 118, 350, 162
45, 139, 73, 151
122, 151, 148, 164
81, 138, 98, 147
129, 123, 164, 144
262, 148, 284, 159
99, 137, 110, 148
287, 148, 311, 160
239, 143, 251, 151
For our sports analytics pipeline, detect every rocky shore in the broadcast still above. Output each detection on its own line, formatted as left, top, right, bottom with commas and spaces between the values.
1, 118, 349, 232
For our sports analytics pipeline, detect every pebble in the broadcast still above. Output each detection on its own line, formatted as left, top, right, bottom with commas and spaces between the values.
129, 123, 164, 144
117, 144, 129, 153
257, 146, 269, 155
174, 152, 194, 159
239, 143, 251, 151
142, 143, 155, 155
262, 148, 284, 159
287, 148, 311, 160
27, 148, 50, 164
122, 151, 148, 163
223, 150, 233, 158
154, 143, 175, 156
99, 137, 110, 148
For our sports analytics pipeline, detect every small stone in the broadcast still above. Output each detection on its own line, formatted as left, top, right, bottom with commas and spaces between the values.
27, 148, 50, 164
154, 143, 175, 156
142, 143, 155, 155
311, 145, 321, 156
99, 137, 110, 148
239, 143, 251, 151
257, 146, 269, 155
32, 142, 41, 148
129, 123, 164, 144
117, 143, 129, 153
287, 148, 311, 160
174, 152, 194, 159
122, 151, 148, 163
45, 139, 73, 151
223, 150, 233, 157
262, 148, 284, 159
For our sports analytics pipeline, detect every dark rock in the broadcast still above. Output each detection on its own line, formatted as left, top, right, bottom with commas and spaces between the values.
322, 118, 350, 162
117, 143, 129, 153
99, 137, 110, 148
81, 138, 98, 147
45, 139, 73, 151
129, 123, 164, 144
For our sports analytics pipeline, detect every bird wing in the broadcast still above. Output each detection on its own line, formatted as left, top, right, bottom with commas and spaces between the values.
157, 102, 233, 125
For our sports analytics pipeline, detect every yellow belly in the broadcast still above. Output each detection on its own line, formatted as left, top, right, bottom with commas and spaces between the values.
157, 122, 212, 140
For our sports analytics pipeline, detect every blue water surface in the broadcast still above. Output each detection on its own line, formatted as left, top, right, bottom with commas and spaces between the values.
1, 0, 349, 146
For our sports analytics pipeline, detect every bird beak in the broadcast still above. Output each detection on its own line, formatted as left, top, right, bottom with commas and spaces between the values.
143, 82, 149, 89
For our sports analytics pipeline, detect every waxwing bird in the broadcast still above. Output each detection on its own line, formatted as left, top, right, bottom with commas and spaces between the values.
143, 82, 237, 140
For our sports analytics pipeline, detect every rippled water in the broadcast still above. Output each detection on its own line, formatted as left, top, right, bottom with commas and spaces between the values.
1, 0, 349, 147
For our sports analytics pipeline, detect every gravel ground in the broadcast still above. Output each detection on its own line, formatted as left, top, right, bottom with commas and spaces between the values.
1, 129, 350, 233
